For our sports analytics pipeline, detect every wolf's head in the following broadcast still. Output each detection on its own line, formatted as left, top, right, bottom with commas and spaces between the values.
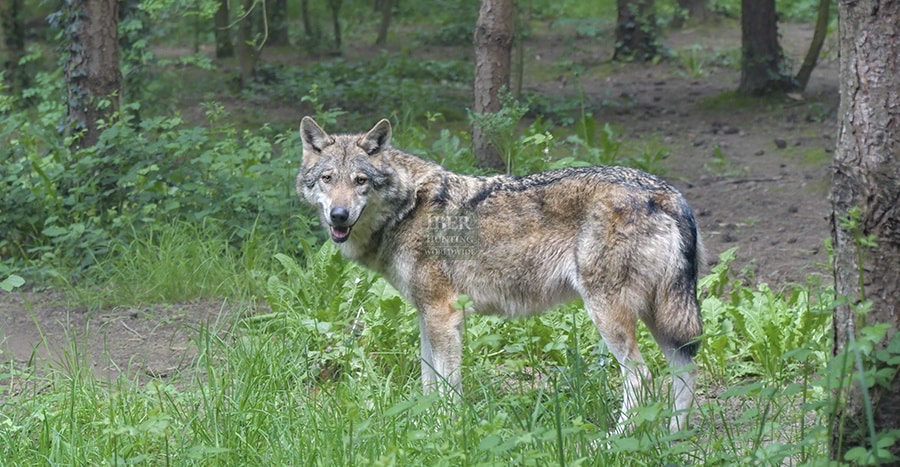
297, 117, 396, 244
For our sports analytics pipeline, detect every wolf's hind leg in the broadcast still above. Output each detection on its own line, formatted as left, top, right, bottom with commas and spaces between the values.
645, 303, 701, 432
582, 292, 651, 431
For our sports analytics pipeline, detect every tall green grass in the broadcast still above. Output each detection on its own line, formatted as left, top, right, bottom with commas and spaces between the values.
65, 220, 284, 309
1, 231, 890, 464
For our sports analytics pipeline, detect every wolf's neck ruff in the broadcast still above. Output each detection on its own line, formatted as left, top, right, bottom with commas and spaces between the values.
297, 117, 704, 433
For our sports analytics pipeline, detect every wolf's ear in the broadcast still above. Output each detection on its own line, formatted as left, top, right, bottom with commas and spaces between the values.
300, 116, 334, 153
358, 119, 392, 155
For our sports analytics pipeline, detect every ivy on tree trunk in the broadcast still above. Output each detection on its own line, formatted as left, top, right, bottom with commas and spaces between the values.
738, 0, 794, 95
613, 0, 659, 61
64, 0, 122, 150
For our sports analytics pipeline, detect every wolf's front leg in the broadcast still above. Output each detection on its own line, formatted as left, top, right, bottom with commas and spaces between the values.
417, 302, 464, 396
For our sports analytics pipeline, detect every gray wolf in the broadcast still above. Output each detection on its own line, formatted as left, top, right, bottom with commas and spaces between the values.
296, 117, 704, 431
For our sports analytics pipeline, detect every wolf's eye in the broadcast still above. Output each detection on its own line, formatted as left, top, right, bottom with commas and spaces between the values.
354, 176, 368, 186
321, 174, 332, 183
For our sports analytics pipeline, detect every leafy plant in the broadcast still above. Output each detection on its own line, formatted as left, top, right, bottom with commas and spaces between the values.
1, 86, 311, 280
0, 274, 25, 292
468, 89, 531, 173
246, 53, 470, 121
698, 248, 832, 382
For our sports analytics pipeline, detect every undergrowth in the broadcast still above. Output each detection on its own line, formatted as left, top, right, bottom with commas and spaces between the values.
3, 238, 890, 465
1, 1, 893, 461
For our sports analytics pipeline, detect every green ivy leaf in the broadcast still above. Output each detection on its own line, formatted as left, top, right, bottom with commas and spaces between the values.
1, 274, 25, 292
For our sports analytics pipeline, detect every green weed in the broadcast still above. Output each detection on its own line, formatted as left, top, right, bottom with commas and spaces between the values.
1, 240, 865, 465
67, 220, 277, 308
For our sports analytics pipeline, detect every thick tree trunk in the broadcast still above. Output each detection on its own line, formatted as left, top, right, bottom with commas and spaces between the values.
673, 0, 714, 28
236, 0, 257, 87
267, 0, 289, 46
214, 0, 234, 58
374, 0, 394, 46
613, 0, 658, 61
472, 0, 513, 171
300, 0, 315, 41
328, 0, 343, 52
64, 0, 121, 149
738, 0, 793, 95
1, 0, 27, 91
831, 0, 900, 461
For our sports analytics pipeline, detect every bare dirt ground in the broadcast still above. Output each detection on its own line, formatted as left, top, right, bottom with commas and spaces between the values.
0, 20, 837, 387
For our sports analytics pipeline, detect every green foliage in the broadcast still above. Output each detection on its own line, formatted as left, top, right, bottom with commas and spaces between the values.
1, 81, 310, 279
704, 144, 742, 176
673, 44, 737, 78
698, 248, 832, 382
469, 94, 668, 176
0, 274, 25, 292
409, 0, 478, 45
0, 238, 865, 465
392, 112, 481, 174
71, 220, 278, 307
468, 91, 537, 173
708, 0, 824, 21
2, 2, 890, 462
254, 241, 419, 385
839, 206, 879, 303
248, 53, 470, 121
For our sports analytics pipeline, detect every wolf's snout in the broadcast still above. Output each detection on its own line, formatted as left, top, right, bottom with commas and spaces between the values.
328, 207, 353, 243
330, 207, 350, 225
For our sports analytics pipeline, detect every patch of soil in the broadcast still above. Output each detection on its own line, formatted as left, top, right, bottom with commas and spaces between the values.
1, 20, 837, 386
0, 292, 231, 398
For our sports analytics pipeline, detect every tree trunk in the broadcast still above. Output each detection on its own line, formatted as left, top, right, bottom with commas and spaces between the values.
118, 0, 148, 124
794, 0, 830, 92
374, 0, 394, 46
830, 0, 900, 461
64, 0, 121, 150
214, 0, 234, 58
267, 0, 289, 46
472, 0, 513, 171
613, 0, 658, 61
738, 0, 794, 95
300, 0, 315, 41
236, 0, 256, 86
673, 0, 714, 28
328, 0, 343, 53
1, 0, 27, 92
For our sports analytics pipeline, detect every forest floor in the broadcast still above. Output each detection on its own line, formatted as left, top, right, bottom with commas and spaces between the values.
1, 19, 837, 389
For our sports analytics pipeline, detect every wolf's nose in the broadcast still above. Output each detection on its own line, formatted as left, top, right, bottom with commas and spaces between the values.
330, 207, 350, 224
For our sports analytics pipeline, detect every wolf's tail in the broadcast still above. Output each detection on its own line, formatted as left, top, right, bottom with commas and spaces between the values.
669, 198, 705, 359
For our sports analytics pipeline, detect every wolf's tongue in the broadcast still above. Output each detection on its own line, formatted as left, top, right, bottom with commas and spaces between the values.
330, 226, 351, 243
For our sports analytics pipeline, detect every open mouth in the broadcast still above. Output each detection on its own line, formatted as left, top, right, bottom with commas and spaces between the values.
330, 225, 352, 243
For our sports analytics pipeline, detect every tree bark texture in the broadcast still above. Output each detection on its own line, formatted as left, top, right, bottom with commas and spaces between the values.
64, 0, 121, 149
328, 0, 343, 52
831, 0, 900, 460
300, 0, 315, 41
613, 0, 658, 61
472, 0, 513, 171
794, 0, 830, 91
236, 0, 257, 86
1, 0, 27, 91
267, 0, 289, 46
214, 0, 234, 58
673, 0, 714, 28
374, 0, 394, 46
738, 0, 793, 95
